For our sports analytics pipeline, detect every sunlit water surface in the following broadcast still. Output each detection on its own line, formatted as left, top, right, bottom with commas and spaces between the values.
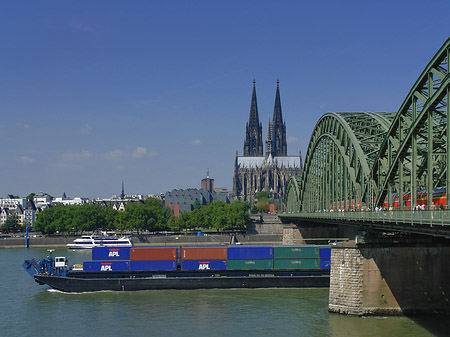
1, 248, 448, 337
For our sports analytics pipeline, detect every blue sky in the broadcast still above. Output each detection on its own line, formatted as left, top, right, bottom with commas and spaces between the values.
1, 1, 450, 198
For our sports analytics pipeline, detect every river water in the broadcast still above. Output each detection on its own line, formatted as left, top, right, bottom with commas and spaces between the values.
1, 248, 448, 337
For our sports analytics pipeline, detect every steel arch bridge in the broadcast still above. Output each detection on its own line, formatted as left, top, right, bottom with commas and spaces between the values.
284, 38, 450, 235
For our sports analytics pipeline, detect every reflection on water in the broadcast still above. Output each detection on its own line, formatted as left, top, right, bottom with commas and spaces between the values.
0, 248, 448, 337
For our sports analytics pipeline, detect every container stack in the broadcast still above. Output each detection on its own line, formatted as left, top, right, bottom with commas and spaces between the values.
82, 244, 332, 272
273, 246, 320, 270
83, 247, 131, 272
181, 246, 227, 271
130, 247, 177, 271
227, 245, 274, 270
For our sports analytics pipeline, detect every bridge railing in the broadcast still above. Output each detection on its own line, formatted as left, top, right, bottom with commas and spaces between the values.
281, 209, 450, 227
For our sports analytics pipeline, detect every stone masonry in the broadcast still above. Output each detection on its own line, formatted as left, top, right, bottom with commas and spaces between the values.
329, 244, 364, 315
329, 241, 450, 316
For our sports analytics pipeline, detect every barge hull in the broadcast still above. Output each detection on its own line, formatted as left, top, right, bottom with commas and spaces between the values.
34, 272, 330, 292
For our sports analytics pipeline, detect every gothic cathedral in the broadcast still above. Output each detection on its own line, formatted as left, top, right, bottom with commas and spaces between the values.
233, 80, 302, 202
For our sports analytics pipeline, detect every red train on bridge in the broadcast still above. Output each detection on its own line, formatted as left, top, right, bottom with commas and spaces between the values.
330, 187, 447, 210
387, 187, 446, 208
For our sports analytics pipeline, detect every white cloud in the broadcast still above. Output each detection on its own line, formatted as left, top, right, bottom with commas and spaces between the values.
62, 150, 92, 162
132, 146, 147, 158
287, 136, 299, 144
132, 146, 157, 159
105, 147, 157, 161
55, 150, 93, 169
105, 149, 125, 161
191, 139, 201, 145
80, 124, 93, 135
18, 156, 35, 164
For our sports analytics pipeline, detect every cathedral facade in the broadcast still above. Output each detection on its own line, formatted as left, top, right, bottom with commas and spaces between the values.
233, 81, 302, 202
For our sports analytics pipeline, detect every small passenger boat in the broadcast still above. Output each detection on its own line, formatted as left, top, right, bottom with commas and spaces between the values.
66, 231, 133, 249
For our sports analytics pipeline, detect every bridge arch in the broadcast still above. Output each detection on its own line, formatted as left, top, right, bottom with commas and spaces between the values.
372, 37, 450, 208
291, 112, 393, 212
285, 37, 450, 213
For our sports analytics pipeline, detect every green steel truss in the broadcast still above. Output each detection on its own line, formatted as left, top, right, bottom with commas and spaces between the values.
286, 112, 394, 212
286, 37, 450, 213
372, 38, 450, 209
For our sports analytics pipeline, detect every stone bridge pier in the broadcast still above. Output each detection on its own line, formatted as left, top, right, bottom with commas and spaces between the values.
329, 241, 450, 316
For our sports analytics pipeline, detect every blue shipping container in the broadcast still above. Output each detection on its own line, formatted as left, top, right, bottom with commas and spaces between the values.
319, 247, 331, 259
92, 247, 131, 260
227, 245, 273, 260
130, 260, 177, 271
181, 260, 227, 271
320, 259, 331, 269
83, 260, 130, 272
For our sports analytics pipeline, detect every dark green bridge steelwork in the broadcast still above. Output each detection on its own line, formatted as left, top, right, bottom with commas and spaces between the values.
283, 37, 450, 238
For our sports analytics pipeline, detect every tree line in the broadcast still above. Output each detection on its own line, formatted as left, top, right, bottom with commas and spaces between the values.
33, 198, 250, 235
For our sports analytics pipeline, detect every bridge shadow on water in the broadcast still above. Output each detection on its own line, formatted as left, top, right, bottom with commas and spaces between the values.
328, 312, 450, 337
407, 315, 450, 337
359, 244, 450, 336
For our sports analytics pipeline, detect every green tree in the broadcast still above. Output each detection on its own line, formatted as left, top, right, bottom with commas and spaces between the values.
2, 215, 20, 233
35, 207, 55, 234
174, 201, 250, 232
193, 200, 202, 210
256, 200, 270, 213
255, 191, 269, 202
26, 193, 35, 201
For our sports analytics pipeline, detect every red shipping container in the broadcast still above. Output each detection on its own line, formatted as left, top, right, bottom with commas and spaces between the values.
181, 246, 227, 260
130, 247, 177, 261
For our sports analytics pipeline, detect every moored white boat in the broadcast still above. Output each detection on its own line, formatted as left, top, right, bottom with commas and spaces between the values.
67, 232, 133, 249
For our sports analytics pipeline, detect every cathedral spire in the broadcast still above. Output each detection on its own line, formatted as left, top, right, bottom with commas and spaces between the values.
249, 80, 260, 128
266, 80, 287, 157
243, 80, 263, 156
273, 79, 283, 125
121, 181, 125, 200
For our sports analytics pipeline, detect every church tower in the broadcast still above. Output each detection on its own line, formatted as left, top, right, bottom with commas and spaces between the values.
266, 80, 287, 158
121, 181, 125, 200
234, 80, 301, 202
243, 80, 263, 156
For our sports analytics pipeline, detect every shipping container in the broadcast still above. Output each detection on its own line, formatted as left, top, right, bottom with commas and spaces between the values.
83, 260, 130, 272
130, 247, 177, 261
92, 247, 131, 260
227, 245, 273, 260
319, 246, 332, 259
320, 259, 331, 269
273, 258, 320, 270
181, 246, 227, 260
129, 260, 177, 271
227, 259, 273, 270
181, 260, 227, 271
273, 246, 319, 259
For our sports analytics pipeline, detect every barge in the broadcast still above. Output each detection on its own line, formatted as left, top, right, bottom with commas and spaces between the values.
23, 245, 331, 292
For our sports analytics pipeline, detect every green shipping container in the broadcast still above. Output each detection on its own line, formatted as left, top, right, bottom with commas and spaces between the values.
227, 259, 273, 270
273, 246, 320, 259
273, 259, 320, 270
